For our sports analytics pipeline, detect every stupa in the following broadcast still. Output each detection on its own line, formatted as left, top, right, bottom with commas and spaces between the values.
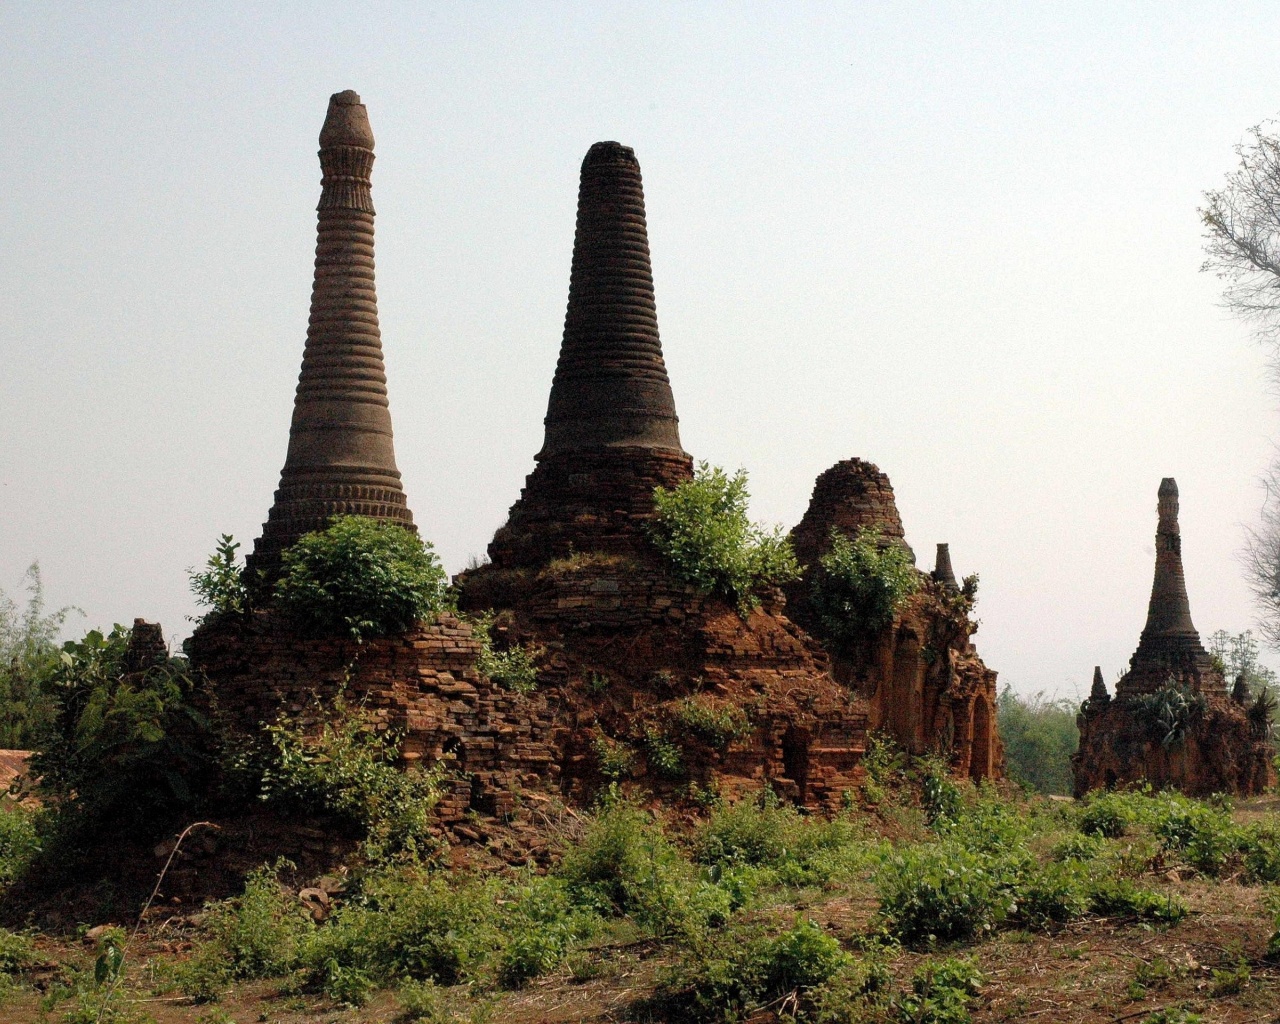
1073, 479, 1273, 796
461, 142, 867, 809
245, 90, 414, 582
784, 459, 1002, 780
487, 142, 693, 569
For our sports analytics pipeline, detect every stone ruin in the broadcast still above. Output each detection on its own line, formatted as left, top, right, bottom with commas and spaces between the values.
1073, 479, 1275, 797
785, 459, 1002, 781
188, 92, 1004, 830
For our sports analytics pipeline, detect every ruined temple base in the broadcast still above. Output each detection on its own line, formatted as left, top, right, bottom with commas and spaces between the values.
1072, 693, 1275, 798
459, 552, 869, 811
186, 612, 563, 822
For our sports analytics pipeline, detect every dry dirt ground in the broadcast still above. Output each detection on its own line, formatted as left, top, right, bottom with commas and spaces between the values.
3, 800, 1279, 1024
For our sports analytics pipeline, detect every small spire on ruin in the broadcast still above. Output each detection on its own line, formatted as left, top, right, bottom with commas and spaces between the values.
1089, 666, 1110, 704
538, 142, 686, 459
1232, 672, 1251, 704
932, 543, 959, 591
246, 91, 414, 581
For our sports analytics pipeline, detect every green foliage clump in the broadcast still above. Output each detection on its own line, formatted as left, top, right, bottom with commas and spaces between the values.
1242, 821, 1280, 883
251, 704, 447, 861
809, 527, 919, 655
0, 806, 40, 884
651, 462, 801, 612
1087, 877, 1186, 922
875, 841, 1011, 946
897, 956, 984, 1024
995, 686, 1078, 795
189, 535, 251, 621
274, 516, 450, 639
670, 695, 751, 749
1150, 795, 1241, 876
558, 800, 727, 937
1127, 684, 1207, 750
655, 918, 850, 1022
1079, 789, 1145, 838
30, 625, 212, 833
179, 859, 313, 1001
644, 728, 685, 779
592, 735, 636, 781
470, 615, 540, 694
0, 563, 79, 748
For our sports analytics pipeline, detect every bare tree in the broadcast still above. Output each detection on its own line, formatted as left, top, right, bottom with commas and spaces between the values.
1202, 122, 1280, 647
1202, 123, 1280, 341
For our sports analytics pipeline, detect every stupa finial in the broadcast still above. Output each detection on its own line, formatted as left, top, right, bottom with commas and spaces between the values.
246, 90, 413, 581
1089, 666, 1110, 704
932, 543, 959, 591
538, 141, 685, 459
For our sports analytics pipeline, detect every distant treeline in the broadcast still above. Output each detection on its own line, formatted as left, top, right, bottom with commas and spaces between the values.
996, 686, 1079, 796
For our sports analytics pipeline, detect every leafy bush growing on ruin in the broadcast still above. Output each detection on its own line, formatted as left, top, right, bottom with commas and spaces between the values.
651, 462, 801, 612
670, 695, 751, 750
189, 534, 252, 621
469, 614, 541, 694
1127, 683, 1207, 750
809, 527, 919, 656
30, 625, 213, 835
274, 516, 450, 639
250, 703, 448, 862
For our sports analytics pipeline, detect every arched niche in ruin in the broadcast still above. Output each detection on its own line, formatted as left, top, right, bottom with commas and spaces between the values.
889, 627, 926, 753
970, 696, 993, 782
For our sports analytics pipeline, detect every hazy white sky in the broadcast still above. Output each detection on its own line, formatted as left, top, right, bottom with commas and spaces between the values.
3, 2, 1280, 697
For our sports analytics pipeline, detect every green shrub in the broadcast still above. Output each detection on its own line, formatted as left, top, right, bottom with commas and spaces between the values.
875, 842, 1011, 946
644, 728, 685, 779
1266, 888, 1280, 957
1242, 821, 1280, 883
1079, 790, 1146, 838
1015, 861, 1091, 929
651, 462, 801, 612
897, 956, 984, 1024
592, 735, 636, 781
0, 805, 40, 884
809, 527, 919, 654
695, 794, 801, 867
920, 758, 962, 825
180, 859, 314, 999
274, 516, 450, 639
995, 686, 1078, 796
655, 918, 850, 1022
30, 625, 213, 833
1151, 795, 1241, 876
470, 614, 541, 694
251, 703, 447, 861
189, 534, 251, 620
1051, 832, 1105, 862
1127, 685, 1206, 750
0, 928, 38, 975
1087, 877, 1186, 923
670, 695, 750, 749
558, 801, 726, 937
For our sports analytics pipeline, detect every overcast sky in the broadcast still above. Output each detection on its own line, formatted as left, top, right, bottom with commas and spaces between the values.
3, 2, 1280, 697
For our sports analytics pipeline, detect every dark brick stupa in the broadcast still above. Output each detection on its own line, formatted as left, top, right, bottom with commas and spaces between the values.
1073, 479, 1273, 796
246, 91, 414, 581
1118, 478, 1218, 695
932, 544, 959, 592
487, 142, 693, 569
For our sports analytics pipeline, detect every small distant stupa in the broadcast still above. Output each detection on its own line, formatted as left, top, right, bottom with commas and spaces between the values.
1119, 478, 1219, 695
246, 91, 414, 581
932, 543, 959, 592
1073, 478, 1272, 797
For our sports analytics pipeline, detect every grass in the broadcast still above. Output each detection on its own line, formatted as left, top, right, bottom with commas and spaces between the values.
1, 774, 1279, 1023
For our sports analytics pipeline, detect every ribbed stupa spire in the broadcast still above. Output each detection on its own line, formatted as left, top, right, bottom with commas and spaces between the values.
481, 142, 693, 571
539, 141, 684, 458
247, 90, 413, 580
932, 543, 959, 591
1120, 478, 1217, 693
